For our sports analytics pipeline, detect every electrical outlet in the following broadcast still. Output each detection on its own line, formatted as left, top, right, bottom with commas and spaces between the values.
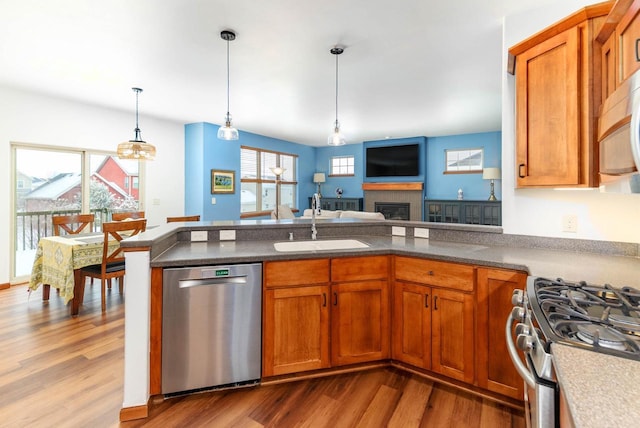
562, 215, 578, 233
219, 230, 236, 241
414, 228, 430, 239
392, 226, 406, 236
190, 231, 208, 241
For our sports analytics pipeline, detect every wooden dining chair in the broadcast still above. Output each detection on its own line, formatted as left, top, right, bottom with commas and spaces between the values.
79, 219, 147, 312
52, 214, 95, 236
111, 211, 145, 221
166, 215, 201, 223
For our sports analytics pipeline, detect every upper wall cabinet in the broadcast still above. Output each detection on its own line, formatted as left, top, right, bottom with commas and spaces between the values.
508, 3, 611, 188
597, 0, 640, 98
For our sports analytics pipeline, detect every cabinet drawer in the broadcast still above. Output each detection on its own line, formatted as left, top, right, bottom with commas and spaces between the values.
264, 259, 329, 288
394, 256, 475, 292
331, 256, 389, 282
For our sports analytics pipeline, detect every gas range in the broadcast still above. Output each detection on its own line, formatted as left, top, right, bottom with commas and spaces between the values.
507, 276, 640, 428
527, 276, 640, 360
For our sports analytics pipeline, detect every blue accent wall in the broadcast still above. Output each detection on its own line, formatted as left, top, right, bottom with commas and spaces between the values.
426, 131, 501, 200
315, 144, 365, 198
185, 122, 316, 220
185, 125, 501, 219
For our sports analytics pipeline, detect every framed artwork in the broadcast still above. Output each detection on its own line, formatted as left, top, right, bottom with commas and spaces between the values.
444, 148, 483, 173
211, 169, 235, 194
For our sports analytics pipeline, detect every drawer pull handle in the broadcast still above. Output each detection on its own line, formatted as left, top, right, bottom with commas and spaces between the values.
636, 38, 640, 62
434, 296, 438, 310
322, 293, 327, 307
518, 164, 526, 178
425, 293, 429, 308
333, 292, 338, 306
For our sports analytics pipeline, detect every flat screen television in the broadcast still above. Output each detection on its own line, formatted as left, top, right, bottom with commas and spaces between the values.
366, 144, 420, 177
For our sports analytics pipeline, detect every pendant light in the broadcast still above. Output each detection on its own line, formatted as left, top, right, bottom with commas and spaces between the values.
117, 88, 156, 160
217, 30, 239, 140
328, 46, 346, 146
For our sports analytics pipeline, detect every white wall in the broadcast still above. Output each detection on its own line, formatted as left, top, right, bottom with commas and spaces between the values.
0, 85, 185, 284
502, 1, 640, 244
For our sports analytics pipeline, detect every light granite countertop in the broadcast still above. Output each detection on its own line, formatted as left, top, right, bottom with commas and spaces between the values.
552, 343, 640, 428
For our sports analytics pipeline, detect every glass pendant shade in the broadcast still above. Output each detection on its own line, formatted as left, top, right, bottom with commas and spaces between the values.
117, 140, 156, 160
118, 87, 156, 160
217, 113, 239, 140
328, 121, 346, 146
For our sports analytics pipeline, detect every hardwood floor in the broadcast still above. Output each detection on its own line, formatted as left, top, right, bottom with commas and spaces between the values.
1, 283, 524, 428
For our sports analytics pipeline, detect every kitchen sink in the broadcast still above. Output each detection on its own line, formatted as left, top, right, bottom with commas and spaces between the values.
273, 239, 369, 252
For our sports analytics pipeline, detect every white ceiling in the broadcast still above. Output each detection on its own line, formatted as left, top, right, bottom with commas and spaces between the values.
0, 0, 558, 146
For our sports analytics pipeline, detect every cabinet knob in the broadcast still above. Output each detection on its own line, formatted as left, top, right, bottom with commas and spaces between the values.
427, 270, 434, 276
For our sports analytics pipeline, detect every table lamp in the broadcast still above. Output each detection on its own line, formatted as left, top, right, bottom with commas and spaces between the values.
482, 167, 501, 201
313, 173, 326, 197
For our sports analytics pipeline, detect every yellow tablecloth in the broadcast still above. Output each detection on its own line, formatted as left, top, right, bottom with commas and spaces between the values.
29, 235, 119, 304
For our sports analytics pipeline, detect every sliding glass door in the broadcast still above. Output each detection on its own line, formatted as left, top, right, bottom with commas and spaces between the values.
11, 144, 141, 281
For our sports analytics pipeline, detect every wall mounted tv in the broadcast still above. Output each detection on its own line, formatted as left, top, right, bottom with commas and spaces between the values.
366, 144, 420, 177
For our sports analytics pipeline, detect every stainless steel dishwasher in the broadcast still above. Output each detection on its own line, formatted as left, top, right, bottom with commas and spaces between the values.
162, 263, 262, 396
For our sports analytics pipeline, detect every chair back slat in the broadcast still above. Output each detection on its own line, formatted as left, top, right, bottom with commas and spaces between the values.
166, 215, 201, 223
111, 211, 145, 221
101, 219, 147, 268
52, 214, 95, 236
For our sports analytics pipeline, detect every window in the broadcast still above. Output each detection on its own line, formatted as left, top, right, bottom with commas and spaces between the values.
11, 144, 143, 280
444, 148, 483, 173
330, 155, 355, 176
240, 146, 297, 217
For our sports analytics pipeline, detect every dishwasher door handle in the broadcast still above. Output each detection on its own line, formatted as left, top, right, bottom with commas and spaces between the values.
178, 276, 248, 288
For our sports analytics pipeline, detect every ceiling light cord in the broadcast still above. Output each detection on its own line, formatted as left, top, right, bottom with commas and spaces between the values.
225, 36, 231, 123
134, 87, 142, 141
328, 46, 345, 145
334, 50, 339, 130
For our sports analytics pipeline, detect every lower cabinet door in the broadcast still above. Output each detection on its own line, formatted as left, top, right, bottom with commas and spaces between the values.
263, 285, 330, 377
431, 288, 475, 384
392, 281, 431, 369
331, 280, 390, 366
477, 267, 526, 399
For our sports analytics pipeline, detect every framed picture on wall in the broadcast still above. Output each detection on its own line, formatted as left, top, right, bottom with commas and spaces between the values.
211, 169, 235, 194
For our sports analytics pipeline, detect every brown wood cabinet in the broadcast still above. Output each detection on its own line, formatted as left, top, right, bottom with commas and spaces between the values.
330, 256, 390, 366
476, 267, 527, 400
597, 1, 640, 108
392, 256, 475, 384
263, 256, 390, 375
263, 259, 330, 376
509, 4, 610, 188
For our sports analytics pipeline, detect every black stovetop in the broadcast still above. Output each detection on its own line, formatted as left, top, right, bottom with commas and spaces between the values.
528, 277, 640, 360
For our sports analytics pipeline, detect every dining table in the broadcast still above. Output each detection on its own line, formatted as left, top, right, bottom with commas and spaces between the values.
28, 233, 118, 315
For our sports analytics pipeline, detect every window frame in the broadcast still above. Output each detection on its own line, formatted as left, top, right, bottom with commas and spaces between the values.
329, 155, 355, 177
240, 146, 298, 218
444, 148, 484, 174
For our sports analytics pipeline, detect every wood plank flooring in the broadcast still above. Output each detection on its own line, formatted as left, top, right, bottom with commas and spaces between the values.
1, 283, 524, 428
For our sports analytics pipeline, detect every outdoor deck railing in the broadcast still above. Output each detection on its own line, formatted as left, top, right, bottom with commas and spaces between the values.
15, 209, 113, 251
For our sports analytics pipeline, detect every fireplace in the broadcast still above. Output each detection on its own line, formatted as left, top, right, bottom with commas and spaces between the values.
363, 182, 423, 221
375, 202, 410, 220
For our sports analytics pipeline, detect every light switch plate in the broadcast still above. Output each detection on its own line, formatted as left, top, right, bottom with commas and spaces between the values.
392, 226, 406, 236
190, 231, 208, 241
220, 230, 236, 241
414, 228, 430, 239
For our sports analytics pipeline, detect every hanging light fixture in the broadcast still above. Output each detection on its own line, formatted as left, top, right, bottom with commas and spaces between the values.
328, 46, 346, 146
217, 30, 239, 140
117, 88, 156, 160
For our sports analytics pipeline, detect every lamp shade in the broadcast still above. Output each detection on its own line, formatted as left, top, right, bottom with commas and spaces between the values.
313, 173, 326, 183
483, 167, 501, 180
270, 166, 285, 177
117, 141, 156, 160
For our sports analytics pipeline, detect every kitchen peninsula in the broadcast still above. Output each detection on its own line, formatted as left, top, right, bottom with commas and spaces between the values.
118, 218, 640, 424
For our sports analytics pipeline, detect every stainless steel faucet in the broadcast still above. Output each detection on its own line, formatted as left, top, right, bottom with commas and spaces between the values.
311, 192, 320, 240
